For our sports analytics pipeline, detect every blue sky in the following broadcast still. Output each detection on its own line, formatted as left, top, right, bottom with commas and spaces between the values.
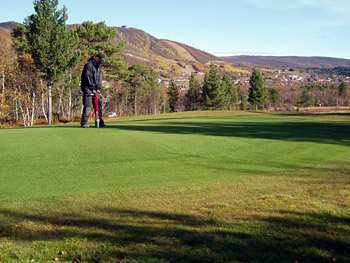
2, 0, 350, 59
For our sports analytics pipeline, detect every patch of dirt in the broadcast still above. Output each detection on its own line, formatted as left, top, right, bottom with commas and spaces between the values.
298, 106, 350, 113
163, 40, 197, 62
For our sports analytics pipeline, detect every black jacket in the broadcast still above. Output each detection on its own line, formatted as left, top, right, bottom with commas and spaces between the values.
80, 57, 102, 93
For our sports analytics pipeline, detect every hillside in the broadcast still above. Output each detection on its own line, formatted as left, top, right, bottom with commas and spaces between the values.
0, 21, 18, 34
0, 21, 19, 30
112, 26, 225, 76
0, 22, 227, 77
224, 55, 350, 68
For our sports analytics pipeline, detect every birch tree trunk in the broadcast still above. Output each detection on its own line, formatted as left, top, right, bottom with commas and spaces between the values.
41, 80, 48, 123
114, 81, 119, 114
48, 85, 52, 125
153, 97, 157, 115
18, 86, 27, 127
134, 91, 137, 116
68, 87, 72, 121
30, 91, 36, 126
0, 73, 5, 117
19, 105, 26, 127
26, 106, 30, 126
58, 89, 64, 118
124, 94, 128, 116
68, 71, 72, 121
15, 100, 19, 122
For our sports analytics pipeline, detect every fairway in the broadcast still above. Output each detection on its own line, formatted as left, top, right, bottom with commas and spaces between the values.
0, 111, 350, 262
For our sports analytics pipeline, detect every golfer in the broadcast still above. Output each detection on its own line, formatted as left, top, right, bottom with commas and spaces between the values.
80, 53, 108, 128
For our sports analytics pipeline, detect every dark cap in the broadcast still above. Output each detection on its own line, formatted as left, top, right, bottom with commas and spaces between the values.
95, 53, 105, 64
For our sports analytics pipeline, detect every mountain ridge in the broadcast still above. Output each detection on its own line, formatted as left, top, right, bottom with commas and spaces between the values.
223, 55, 350, 68
1, 21, 350, 70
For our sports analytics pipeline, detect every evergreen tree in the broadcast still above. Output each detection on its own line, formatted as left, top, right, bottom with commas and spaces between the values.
75, 21, 121, 55
337, 82, 348, 106
167, 79, 179, 112
222, 74, 238, 110
145, 68, 162, 115
202, 64, 225, 110
12, 0, 80, 124
74, 21, 128, 117
299, 88, 314, 109
74, 21, 128, 89
268, 88, 280, 110
126, 64, 160, 116
248, 69, 267, 110
238, 89, 248, 110
185, 72, 202, 111
127, 64, 148, 116
74, 21, 126, 74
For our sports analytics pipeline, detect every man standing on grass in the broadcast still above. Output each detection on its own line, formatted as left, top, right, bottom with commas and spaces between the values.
80, 53, 109, 128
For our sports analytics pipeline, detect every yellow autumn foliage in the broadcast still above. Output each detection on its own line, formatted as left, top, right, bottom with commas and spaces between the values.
223, 66, 249, 74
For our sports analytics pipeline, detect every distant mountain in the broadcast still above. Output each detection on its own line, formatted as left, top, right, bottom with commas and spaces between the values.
112, 26, 224, 75
223, 55, 350, 68
0, 21, 19, 30
2, 22, 350, 71
0, 21, 225, 77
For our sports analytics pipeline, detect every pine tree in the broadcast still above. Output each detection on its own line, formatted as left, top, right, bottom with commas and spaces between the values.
222, 74, 238, 110
74, 21, 126, 76
167, 79, 179, 112
202, 64, 225, 110
268, 88, 280, 110
299, 88, 314, 109
337, 82, 348, 106
126, 64, 160, 116
74, 21, 128, 117
12, 0, 80, 124
238, 89, 248, 110
185, 72, 202, 111
338, 83, 347, 96
248, 69, 267, 110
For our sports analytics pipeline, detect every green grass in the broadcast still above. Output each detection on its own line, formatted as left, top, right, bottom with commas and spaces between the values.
0, 111, 349, 262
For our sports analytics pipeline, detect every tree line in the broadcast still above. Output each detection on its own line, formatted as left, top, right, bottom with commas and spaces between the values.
174, 68, 286, 112
172, 67, 349, 112
0, 0, 349, 127
0, 0, 240, 127
307, 67, 350, 77
0, 0, 168, 126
